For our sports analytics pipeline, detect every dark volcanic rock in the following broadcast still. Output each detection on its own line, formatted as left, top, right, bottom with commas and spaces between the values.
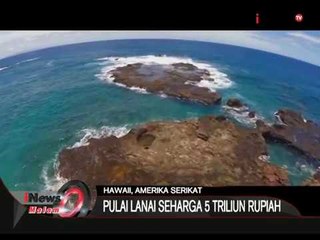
276, 109, 306, 127
215, 115, 227, 122
256, 109, 320, 161
224, 99, 258, 126
226, 98, 244, 108
58, 117, 289, 193
109, 63, 221, 105
248, 111, 256, 118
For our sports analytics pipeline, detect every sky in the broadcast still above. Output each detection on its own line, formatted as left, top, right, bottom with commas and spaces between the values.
0, 31, 320, 66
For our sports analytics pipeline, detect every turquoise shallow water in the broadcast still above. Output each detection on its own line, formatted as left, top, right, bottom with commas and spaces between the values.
0, 39, 319, 190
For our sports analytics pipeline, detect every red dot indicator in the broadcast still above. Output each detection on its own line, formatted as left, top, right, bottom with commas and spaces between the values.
295, 13, 303, 23
24, 192, 29, 203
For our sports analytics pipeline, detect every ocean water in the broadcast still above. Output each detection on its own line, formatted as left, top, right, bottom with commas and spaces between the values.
0, 39, 319, 190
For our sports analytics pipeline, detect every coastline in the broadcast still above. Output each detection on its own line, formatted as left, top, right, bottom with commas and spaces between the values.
1, 40, 319, 191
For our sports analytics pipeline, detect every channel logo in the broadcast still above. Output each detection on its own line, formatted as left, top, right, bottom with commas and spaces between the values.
24, 192, 61, 204
26, 180, 91, 218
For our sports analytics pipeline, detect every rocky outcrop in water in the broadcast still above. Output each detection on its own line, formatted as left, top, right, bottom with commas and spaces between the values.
223, 98, 258, 125
256, 109, 320, 161
226, 98, 245, 108
109, 63, 222, 105
58, 116, 289, 193
248, 111, 256, 118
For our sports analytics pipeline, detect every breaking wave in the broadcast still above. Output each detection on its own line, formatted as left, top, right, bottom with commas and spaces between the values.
15, 57, 40, 65
223, 105, 263, 127
0, 58, 39, 73
41, 153, 68, 192
41, 125, 130, 191
95, 55, 233, 93
70, 125, 130, 148
128, 86, 149, 94
0, 66, 8, 72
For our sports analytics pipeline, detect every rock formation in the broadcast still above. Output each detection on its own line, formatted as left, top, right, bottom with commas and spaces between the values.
226, 98, 245, 108
248, 111, 256, 118
58, 116, 289, 193
109, 63, 222, 105
256, 109, 320, 161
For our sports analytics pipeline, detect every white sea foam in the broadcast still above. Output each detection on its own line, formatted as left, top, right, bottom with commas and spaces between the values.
128, 86, 149, 94
46, 60, 54, 67
223, 105, 249, 112
41, 154, 68, 192
0, 66, 8, 72
295, 162, 316, 175
159, 92, 168, 98
70, 125, 130, 149
95, 55, 233, 94
274, 111, 290, 126
258, 155, 270, 162
41, 126, 129, 191
223, 105, 263, 126
274, 111, 284, 124
15, 57, 39, 65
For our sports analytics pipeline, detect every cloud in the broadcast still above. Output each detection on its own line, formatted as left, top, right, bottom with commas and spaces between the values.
0, 31, 280, 58
287, 32, 320, 44
0, 31, 319, 66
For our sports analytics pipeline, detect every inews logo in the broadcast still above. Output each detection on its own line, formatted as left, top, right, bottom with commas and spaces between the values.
24, 192, 61, 203
24, 180, 91, 218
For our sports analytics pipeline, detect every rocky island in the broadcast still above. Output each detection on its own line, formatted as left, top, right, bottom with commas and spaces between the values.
56, 62, 319, 193
223, 98, 320, 162
256, 109, 320, 161
109, 63, 222, 105
58, 115, 288, 193
224, 98, 257, 121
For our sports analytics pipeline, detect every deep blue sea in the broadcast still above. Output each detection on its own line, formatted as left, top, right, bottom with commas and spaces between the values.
0, 39, 319, 190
